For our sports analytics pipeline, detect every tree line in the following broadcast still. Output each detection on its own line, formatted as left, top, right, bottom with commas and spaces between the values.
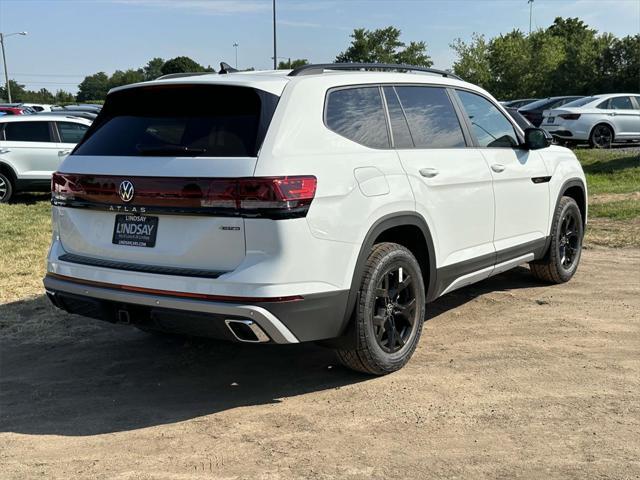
2, 17, 637, 104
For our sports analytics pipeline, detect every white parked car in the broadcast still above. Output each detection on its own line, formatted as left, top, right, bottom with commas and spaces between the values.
44, 64, 587, 374
22, 103, 54, 112
0, 115, 91, 202
542, 93, 640, 148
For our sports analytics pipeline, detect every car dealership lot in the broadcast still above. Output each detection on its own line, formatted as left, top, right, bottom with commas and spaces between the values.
1, 247, 639, 479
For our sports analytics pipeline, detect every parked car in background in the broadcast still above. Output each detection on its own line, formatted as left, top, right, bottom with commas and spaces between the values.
22, 103, 54, 112
0, 115, 92, 202
519, 96, 584, 127
39, 111, 98, 121
505, 107, 534, 130
52, 104, 102, 113
501, 98, 538, 109
542, 93, 640, 148
0, 106, 30, 115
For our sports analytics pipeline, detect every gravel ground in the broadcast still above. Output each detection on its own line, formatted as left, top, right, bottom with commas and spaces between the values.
1, 247, 639, 479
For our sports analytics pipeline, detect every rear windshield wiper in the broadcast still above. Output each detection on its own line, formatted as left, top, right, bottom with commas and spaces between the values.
136, 144, 207, 156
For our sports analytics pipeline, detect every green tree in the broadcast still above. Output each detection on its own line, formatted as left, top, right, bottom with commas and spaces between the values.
143, 57, 165, 80
336, 26, 432, 66
108, 69, 145, 89
54, 90, 76, 104
450, 34, 491, 88
77, 72, 109, 101
160, 56, 208, 75
277, 58, 309, 69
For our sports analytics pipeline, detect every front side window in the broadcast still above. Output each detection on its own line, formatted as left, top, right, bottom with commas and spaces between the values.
609, 96, 634, 110
456, 90, 519, 148
394, 86, 466, 148
4, 121, 52, 142
325, 87, 390, 149
57, 122, 89, 143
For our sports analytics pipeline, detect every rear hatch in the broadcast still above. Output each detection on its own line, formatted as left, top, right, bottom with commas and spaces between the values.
53, 82, 281, 274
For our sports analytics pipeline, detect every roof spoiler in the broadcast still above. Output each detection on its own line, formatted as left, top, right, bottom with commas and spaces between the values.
288, 63, 462, 80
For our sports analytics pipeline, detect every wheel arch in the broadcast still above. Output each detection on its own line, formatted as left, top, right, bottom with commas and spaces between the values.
333, 212, 437, 344
589, 121, 616, 141
558, 178, 587, 227
0, 161, 17, 185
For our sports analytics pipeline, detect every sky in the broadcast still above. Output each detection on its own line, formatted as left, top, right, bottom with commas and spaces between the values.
1, 0, 639, 94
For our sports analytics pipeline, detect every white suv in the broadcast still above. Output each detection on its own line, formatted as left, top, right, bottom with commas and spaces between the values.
44, 64, 587, 374
0, 115, 91, 202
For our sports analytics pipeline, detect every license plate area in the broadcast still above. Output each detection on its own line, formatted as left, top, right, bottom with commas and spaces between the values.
546, 117, 555, 124
112, 214, 159, 248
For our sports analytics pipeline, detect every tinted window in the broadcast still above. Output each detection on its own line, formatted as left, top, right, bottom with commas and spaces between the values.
609, 96, 634, 110
74, 85, 279, 157
383, 86, 413, 148
394, 86, 465, 148
457, 90, 518, 148
4, 121, 52, 142
326, 87, 389, 148
564, 97, 596, 108
58, 122, 88, 143
551, 97, 582, 108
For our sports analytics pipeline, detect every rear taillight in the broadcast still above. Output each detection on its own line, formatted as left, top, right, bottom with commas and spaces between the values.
559, 113, 581, 120
51, 173, 317, 219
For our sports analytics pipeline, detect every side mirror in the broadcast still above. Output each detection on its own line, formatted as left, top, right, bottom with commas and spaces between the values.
524, 127, 552, 150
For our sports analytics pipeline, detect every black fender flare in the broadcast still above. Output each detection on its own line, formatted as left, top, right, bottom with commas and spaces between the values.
339, 212, 438, 334
537, 177, 587, 261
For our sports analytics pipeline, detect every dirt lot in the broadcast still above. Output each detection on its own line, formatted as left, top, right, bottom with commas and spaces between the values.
1, 247, 639, 479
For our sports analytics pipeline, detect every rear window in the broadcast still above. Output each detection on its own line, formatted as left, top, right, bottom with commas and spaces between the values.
325, 87, 390, 149
4, 121, 52, 142
73, 85, 279, 157
57, 121, 89, 143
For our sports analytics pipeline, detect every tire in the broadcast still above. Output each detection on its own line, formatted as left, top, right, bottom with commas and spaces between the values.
336, 242, 426, 375
0, 172, 14, 203
589, 124, 613, 149
530, 196, 584, 284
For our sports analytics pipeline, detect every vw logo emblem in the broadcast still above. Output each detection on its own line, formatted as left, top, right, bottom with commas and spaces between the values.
119, 180, 135, 202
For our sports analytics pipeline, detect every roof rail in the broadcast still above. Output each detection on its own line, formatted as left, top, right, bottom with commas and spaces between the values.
288, 63, 462, 80
156, 72, 213, 80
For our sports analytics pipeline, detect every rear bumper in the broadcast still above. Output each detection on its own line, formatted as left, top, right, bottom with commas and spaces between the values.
43, 274, 349, 344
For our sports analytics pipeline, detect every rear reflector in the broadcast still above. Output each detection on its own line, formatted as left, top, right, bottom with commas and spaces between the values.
559, 113, 581, 120
52, 173, 317, 219
48, 273, 304, 303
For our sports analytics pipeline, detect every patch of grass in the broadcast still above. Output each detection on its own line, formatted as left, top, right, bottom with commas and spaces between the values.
0, 194, 52, 303
589, 199, 640, 220
575, 150, 640, 195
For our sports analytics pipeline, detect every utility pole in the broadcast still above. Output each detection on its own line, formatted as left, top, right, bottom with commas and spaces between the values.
528, 0, 534, 35
0, 31, 27, 103
233, 42, 239, 69
272, 0, 277, 69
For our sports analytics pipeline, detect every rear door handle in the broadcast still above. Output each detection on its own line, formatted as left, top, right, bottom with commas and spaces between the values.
0, 149, 10, 154
419, 167, 439, 178
58, 150, 71, 156
491, 163, 506, 173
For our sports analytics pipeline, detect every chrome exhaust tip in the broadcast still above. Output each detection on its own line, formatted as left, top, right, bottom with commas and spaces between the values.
225, 319, 270, 343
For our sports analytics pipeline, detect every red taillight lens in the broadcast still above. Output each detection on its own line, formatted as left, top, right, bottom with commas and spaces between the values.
559, 113, 581, 120
51, 173, 317, 219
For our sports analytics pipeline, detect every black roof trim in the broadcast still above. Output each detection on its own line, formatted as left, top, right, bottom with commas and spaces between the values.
288, 63, 462, 80
156, 72, 213, 80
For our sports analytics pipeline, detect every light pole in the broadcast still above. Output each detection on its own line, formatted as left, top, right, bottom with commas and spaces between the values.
272, 0, 277, 69
528, 0, 534, 35
0, 31, 27, 103
233, 42, 239, 68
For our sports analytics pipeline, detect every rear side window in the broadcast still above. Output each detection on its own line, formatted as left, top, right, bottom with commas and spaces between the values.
57, 122, 88, 143
609, 96, 634, 110
73, 85, 279, 157
457, 90, 518, 148
394, 86, 466, 148
325, 87, 390, 149
4, 121, 52, 142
